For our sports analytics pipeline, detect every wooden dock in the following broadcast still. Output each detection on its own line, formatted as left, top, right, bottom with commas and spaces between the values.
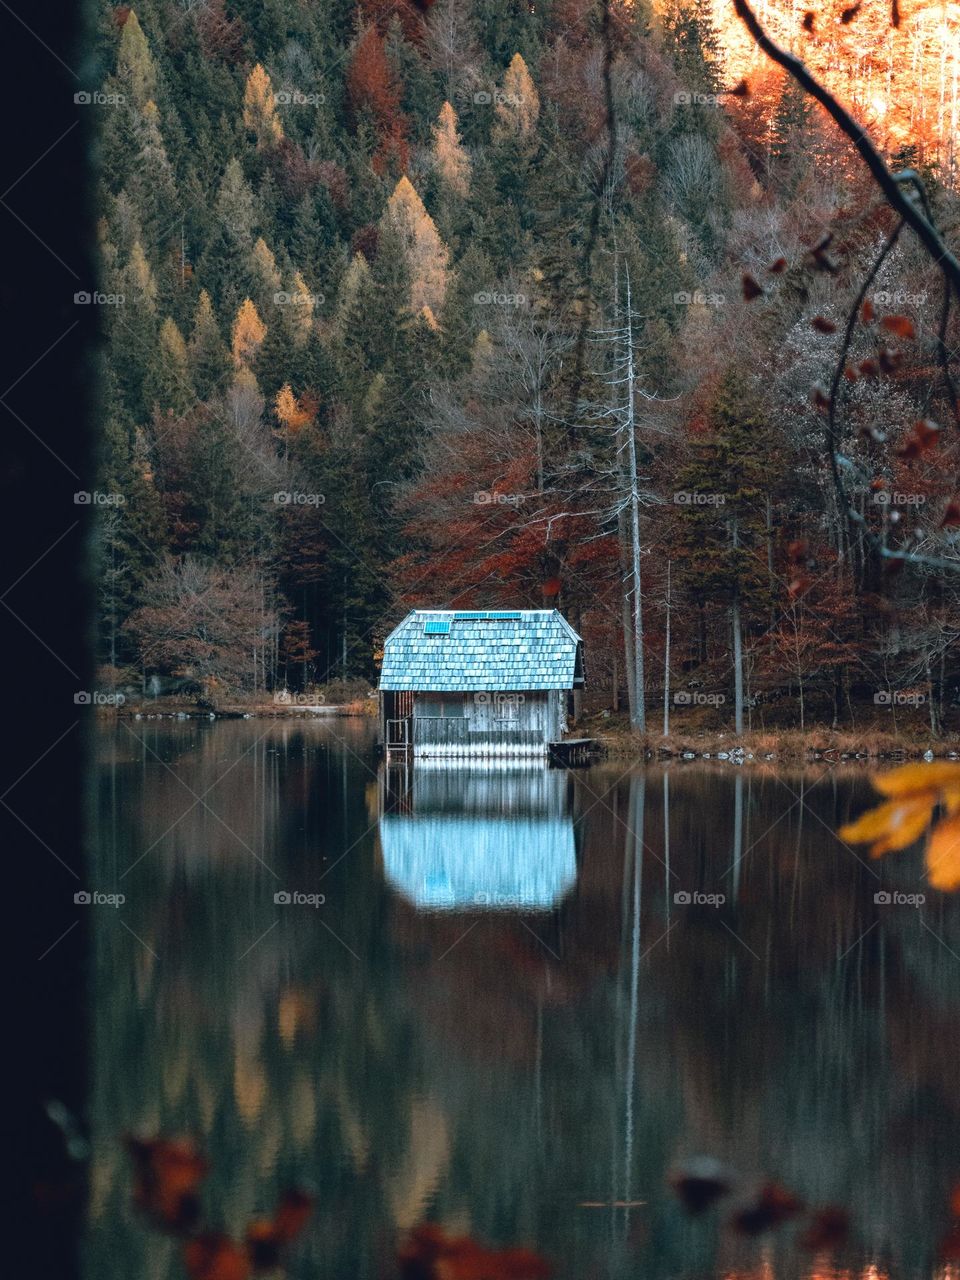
548, 738, 602, 766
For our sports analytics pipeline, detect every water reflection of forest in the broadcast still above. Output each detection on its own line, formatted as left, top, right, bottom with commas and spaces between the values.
89, 723, 960, 1279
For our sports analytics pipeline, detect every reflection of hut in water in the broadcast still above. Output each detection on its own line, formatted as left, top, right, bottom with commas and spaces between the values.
378, 610, 583, 759
377, 765, 577, 911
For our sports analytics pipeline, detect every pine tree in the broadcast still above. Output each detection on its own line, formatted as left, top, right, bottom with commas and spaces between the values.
145, 317, 194, 415
243, 63, 284, 151
215, 158, 258, 248
110, 241, 160, 419
127, 103, 180, 248
187, 290, 231, 400
661, 0, 723, 95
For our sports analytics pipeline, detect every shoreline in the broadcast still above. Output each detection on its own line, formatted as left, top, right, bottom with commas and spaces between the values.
99, 702, 959, 764
592, 725, 959, 764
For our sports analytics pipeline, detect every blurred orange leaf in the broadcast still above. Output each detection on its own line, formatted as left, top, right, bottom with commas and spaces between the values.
926, 813, 960, 891
399, 1225, 552, 1280
838, 764, 960, 887
184, 1235, 250, 1280
881, 314, 915, 339
840, 795, 935, 855
127, 1136, 207, 1233
874, 762, 960, 797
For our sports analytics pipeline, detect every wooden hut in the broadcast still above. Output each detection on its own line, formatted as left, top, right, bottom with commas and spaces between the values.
378, 609, 584, 758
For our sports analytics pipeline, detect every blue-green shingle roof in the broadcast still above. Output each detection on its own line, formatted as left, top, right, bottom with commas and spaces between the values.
379, 610, 582, 691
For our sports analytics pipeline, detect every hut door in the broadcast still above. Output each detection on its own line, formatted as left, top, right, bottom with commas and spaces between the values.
472, 693, 495, 733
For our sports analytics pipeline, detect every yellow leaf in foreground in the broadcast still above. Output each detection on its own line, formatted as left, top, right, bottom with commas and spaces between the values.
839, 795, 936, 855
874, 762, 960, 798
926, 814, 960, 891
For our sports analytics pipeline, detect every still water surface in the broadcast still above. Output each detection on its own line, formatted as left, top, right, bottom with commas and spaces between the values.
88, 719, 960, 1278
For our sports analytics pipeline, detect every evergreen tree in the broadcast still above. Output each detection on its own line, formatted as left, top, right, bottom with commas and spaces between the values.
144, 317, 194, 415
187, 290, 231, 401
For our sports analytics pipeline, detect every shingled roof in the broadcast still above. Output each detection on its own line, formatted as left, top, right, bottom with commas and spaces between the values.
379, 610, 582, 691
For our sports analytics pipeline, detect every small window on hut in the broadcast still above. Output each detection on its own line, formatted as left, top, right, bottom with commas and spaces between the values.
416, 696, 465, 718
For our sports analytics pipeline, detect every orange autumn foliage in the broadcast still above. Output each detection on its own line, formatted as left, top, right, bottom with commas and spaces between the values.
839, 763, 960, 890
274, 383, 313, 433
347, 26, 410, 174
127, 1135, 208, 1231
184, 1235, 250, 1280
398, 1224, 552, 1280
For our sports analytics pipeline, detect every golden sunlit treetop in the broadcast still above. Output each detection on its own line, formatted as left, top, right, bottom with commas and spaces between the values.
683, 0, 960, 168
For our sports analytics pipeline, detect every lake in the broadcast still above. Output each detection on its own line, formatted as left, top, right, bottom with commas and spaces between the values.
86, 718, 960, 1278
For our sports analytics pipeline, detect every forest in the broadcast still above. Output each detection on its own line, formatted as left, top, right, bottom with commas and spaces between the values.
89, 0, 960, 735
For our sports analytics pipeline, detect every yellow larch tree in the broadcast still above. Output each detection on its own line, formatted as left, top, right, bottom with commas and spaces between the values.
116, 10, 157, 109
431, 101, 470, 196
250, 237, 282, 303
231, 298, 267, 368
243, 64, 283, 151
285, 270, 315, 347
126, 241, 157, 310
380, 176, 449, 316
495, 52, 539, 138
274, 384, 312, 433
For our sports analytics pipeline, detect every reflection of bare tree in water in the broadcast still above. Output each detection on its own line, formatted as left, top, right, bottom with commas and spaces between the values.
88, 725, 960, 1279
